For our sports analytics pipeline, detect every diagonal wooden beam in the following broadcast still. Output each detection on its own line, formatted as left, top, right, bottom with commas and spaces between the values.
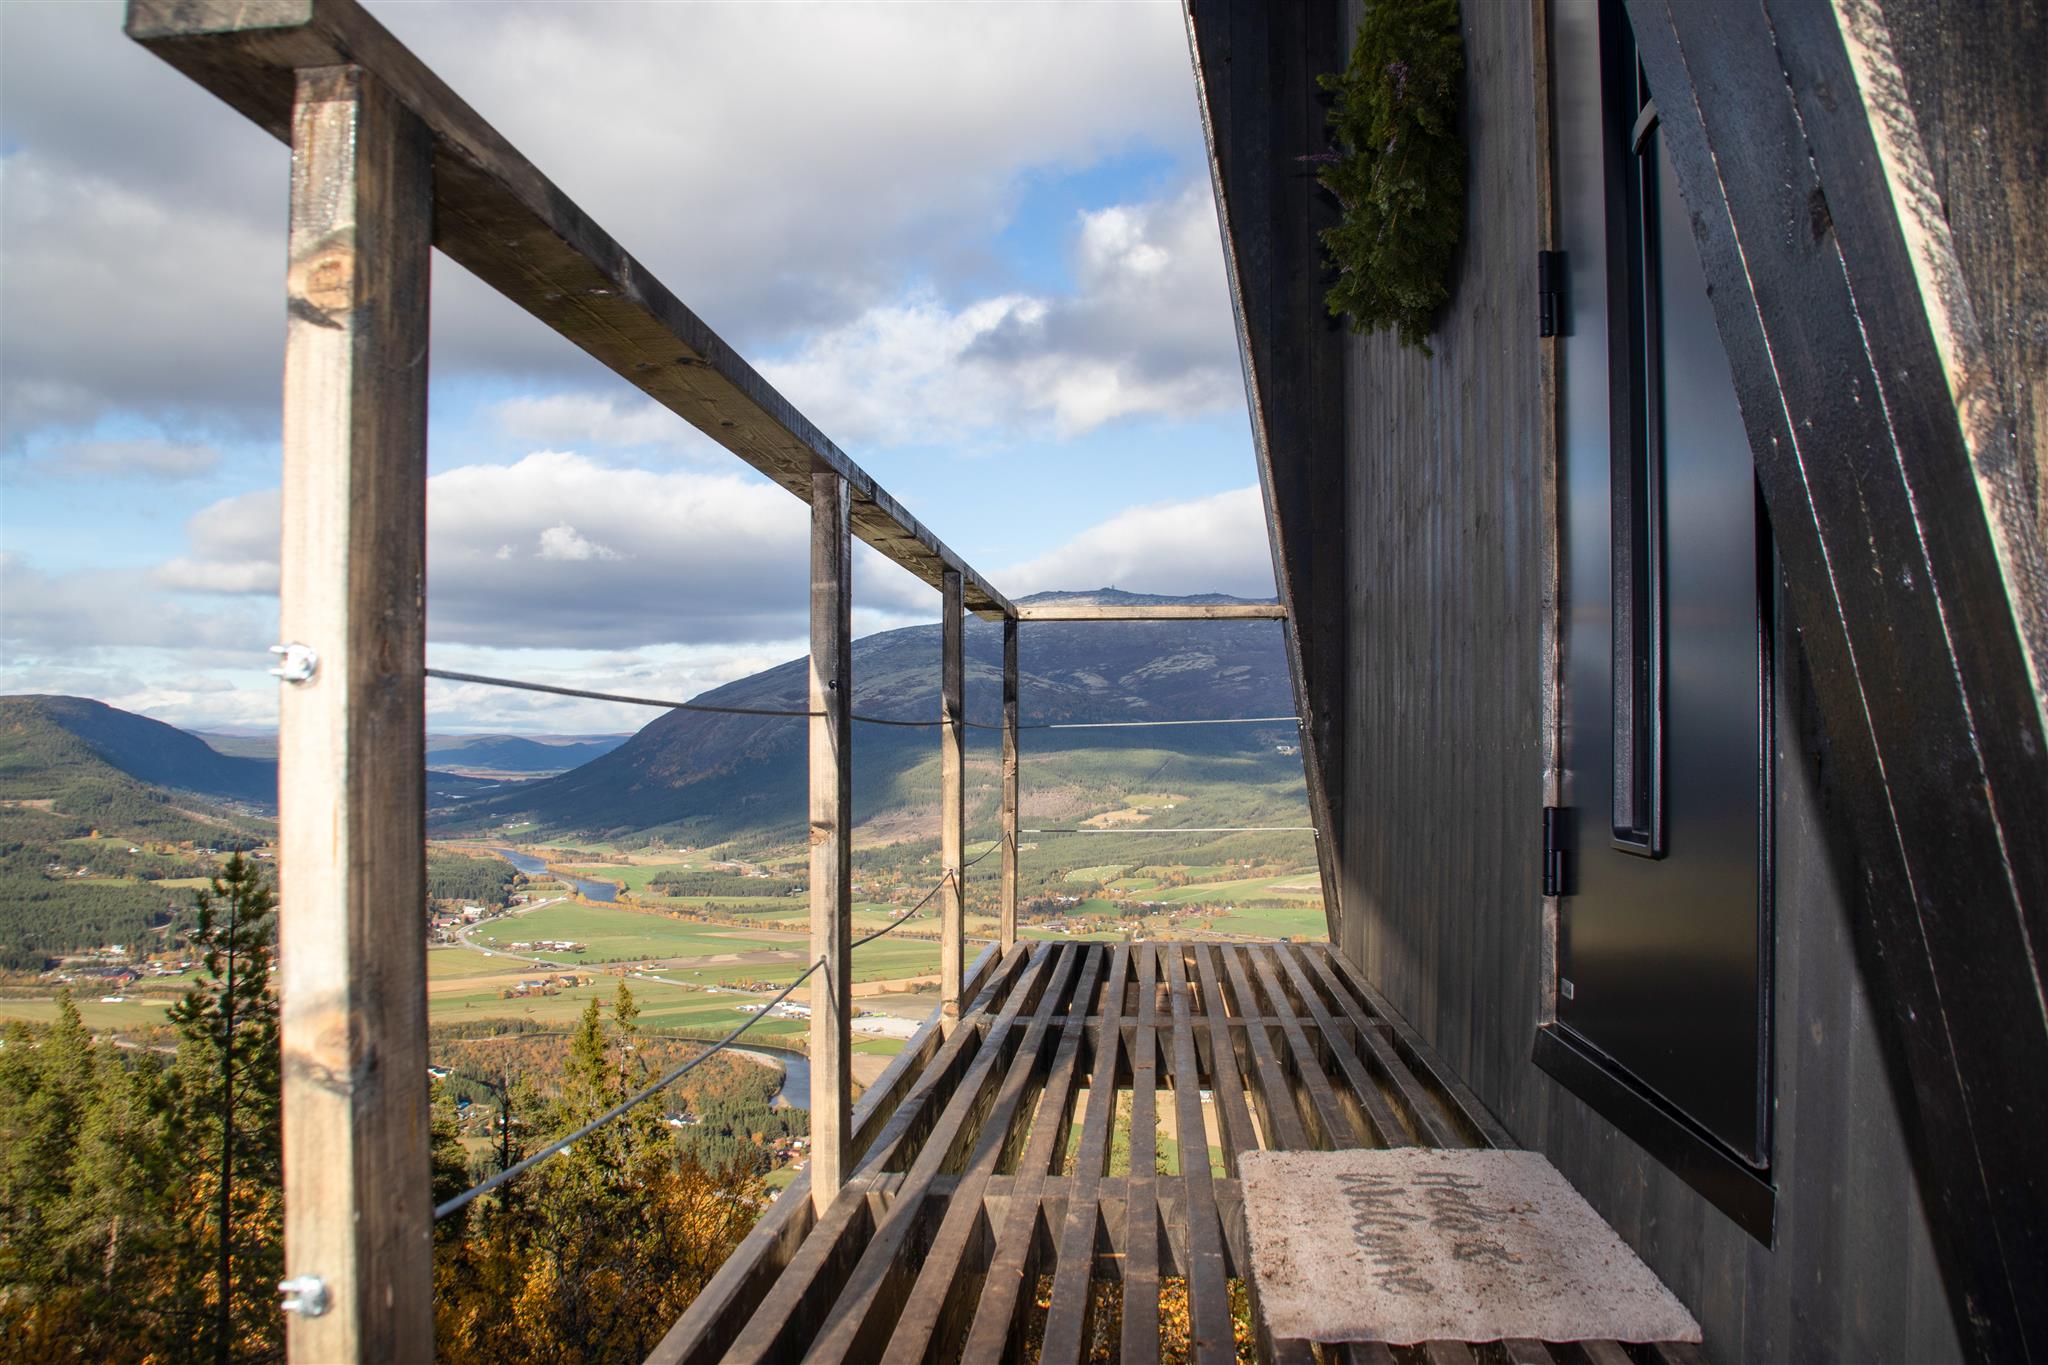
1041, 942, 1131, 1365
1628, 2, 2048, 1354
1182, 0, 1349, 950
1164, 947, 1236, 1363
124, 0, 1012, 619
881, 946, 1086, 1362
961, 945, 1106, 1356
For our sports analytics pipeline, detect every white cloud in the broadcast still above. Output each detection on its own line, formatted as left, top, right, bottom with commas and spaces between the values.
0, 552, 270, 657
0, 154, 284, 437
536, 523, 624, 563
13, 438, 226, 481
0, 0, 1204, 437
1001, 486, 1276, 600
154, 556, 279, 595
146, 451, 937, 649
490, 393, 729, 460
764, 183, 1242, 445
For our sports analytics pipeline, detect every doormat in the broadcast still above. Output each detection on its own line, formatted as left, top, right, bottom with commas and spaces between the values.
1239, 1149, 1702, 1345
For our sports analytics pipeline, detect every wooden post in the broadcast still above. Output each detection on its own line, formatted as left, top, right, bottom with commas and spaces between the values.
940, 570, 966, 1017
276, 64, 433, 1362
1000, 614, 1019, 950
808, 473, 853, 1211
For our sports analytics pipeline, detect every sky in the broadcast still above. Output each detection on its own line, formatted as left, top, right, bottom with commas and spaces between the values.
0, 0, 1275, 735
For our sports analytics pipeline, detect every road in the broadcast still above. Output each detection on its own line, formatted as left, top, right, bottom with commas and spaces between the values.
443, 895, 574, 970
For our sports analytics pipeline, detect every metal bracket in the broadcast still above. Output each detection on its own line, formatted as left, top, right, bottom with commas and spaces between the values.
1542, 805, 1568, 897
268, 642, 319, 684
1538, 250, 1565, 337
278, 1275, 329, 1317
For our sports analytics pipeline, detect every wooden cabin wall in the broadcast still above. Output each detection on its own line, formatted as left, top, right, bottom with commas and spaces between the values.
1319, 2, 1964, 1360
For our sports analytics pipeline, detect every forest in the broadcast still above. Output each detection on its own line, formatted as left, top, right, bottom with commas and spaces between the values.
0, 856, 766, 1363
425, 850, 522, 907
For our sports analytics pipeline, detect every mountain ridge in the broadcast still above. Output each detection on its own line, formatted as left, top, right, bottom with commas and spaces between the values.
439, 590, 1305, 845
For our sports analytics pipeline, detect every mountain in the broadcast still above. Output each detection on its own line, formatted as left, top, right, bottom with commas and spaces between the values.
2, 694, 275, 806
425, 735, 628, 773
438, 591, 1310, 846
0, 695, 505, 820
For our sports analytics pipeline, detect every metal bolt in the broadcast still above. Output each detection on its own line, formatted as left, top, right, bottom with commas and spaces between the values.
268, 642, 319, 684
278, 1275, 329, 1317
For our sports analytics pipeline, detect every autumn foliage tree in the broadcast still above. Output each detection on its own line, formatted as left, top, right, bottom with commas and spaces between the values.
3, 875, 762, 1362
434, 982, 763, 1363
0, 853, 283, 1362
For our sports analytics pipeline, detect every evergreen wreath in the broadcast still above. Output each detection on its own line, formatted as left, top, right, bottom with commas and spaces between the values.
1312, 0, 1465, 353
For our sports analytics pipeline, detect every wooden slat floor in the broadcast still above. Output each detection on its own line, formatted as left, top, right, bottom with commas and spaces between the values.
648, 941, 1709, 1365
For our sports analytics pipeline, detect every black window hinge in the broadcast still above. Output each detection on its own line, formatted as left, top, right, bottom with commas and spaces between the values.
1542, 805, 1568, 897
1538, 251, 1565, 337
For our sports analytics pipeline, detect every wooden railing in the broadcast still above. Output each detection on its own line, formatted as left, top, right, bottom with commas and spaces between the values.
127, 3, 1293, 1358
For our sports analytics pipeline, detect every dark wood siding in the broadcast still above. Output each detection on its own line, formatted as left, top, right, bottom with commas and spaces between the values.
1209, 1, 1968, 1359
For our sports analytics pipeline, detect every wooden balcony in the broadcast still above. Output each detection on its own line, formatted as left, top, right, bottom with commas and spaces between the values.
652, 939, 1707, 1365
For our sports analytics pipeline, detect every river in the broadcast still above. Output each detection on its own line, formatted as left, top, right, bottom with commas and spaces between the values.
733, 1044, 811, 1109
486, 848, 811, 1106
488, 847, 618, 903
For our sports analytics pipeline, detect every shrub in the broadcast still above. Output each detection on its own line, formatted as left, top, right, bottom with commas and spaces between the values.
1314, 0, 1465, 352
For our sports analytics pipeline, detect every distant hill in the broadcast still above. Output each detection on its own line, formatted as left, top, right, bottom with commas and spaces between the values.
1, 695, 504, 821
438, 590, 1310, 846
425, 735, 628, 773
2, 695, 275, 807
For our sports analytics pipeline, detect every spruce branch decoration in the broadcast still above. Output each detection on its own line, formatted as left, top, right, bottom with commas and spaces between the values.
1315, 0, 1466, 353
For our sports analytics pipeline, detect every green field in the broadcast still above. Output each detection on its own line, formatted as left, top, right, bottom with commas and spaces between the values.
1186, 902, 1328, 939
1140, 874, 1321, 905
0, 995, 172, 1029
1063, 863, 1133, 884
853, 1038, 908, 1056
469, 903, 801, 963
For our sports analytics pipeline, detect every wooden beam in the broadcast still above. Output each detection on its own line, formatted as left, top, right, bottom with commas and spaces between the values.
1000, 614, 1020, 950
940, 570, 966, 1018
1628, 2, 2048, 1354
1040, 943, 1130, 1365
275, 62, 432, 1363
1182, 0, 1349, 952
1121, 944, 1161, 1364
809, 472, 853, 1212
1013, 602, 1287, 621
122, 0, 1011, 621
961, 947, 1105, 1356
1163, 948, 1235, 1363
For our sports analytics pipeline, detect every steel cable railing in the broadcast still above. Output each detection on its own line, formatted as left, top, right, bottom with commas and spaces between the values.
429, 833, 1012, 1220
433, 961, 821, 1220
422, 654, 1311, 1218
424, 667, 1298, 732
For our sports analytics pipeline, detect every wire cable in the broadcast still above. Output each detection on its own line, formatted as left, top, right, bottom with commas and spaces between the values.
426, 667, 1298, 733
433, 959, 821, 1221
433, 833, 1012, 1217
1021, 825, 1318, 835
425, 668, 817, 720
962, 716, 1299, 732
848, 835, 1009, 949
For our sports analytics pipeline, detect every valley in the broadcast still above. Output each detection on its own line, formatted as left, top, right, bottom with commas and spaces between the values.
0, 594, 1325, 1192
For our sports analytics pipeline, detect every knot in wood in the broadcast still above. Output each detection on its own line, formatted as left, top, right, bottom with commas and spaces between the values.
292, 249, 356, 316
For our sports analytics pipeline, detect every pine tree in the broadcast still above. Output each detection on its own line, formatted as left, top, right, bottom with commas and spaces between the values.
166, 852, 282, 1364
0, 994, 177, 1355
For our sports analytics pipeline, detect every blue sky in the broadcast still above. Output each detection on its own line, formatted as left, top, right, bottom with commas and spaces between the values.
0, 1, 1274, 733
